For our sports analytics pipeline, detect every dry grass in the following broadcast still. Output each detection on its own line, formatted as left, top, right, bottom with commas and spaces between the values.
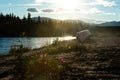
0, 35, 120, 80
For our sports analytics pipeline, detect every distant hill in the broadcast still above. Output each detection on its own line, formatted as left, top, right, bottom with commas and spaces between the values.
32, 17, 85, 23
98, 21, 120, 27
32, 17, 51, 22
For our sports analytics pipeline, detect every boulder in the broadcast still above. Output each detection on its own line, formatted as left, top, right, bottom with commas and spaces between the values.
76, 30, 91, 42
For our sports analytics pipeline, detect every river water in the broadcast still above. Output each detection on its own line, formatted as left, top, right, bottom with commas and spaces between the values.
0, 37, 76, 54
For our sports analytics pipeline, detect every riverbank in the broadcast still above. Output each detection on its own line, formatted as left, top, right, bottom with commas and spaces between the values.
0, 37, 120, 80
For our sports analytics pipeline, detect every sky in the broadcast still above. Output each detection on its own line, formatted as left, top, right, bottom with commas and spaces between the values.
0, 0, 120, 23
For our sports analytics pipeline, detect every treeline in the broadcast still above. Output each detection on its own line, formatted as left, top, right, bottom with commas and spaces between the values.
0, 13, 92, 37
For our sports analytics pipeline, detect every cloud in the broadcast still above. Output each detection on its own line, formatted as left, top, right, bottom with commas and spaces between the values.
80, 7, 102, 14
26, 3, 41, 6
8, 3, 12, 6
35, 0, 54, 3
89, 8, 102, 13
102, 12, 116, 15
35, 0, 116, 7
26, 7, 116, 16
41, 9, 54, 12
27, 8, 38, 12
28, 7, 116, 16
40, 8, 74, 13
93, 0, 116, 7
75, 7, 116, 16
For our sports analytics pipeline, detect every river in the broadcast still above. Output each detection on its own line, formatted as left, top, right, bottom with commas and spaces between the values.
0, 37, 76, 54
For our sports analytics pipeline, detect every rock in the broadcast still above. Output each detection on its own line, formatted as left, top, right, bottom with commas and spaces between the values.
76, 30, 91, 42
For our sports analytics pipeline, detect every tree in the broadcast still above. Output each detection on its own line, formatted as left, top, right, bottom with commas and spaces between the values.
23, 15, 27, 21
27, 13, 31, 21
38, 16, 41, 22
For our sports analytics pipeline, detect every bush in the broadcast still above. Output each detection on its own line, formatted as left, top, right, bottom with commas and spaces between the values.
52, 38, 59, 46
25, 54, 63, 80
9, 44, 31, 80
45, 40, 88, 54
9, 44, 31, 56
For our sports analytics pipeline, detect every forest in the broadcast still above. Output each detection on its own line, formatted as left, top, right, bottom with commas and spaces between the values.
0, 13, 92, 37
1, 13, 120, 37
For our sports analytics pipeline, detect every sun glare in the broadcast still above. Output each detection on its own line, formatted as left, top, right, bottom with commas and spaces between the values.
63, 36, 76, 41
55, 0, 80, 10
36, 0, 82, 12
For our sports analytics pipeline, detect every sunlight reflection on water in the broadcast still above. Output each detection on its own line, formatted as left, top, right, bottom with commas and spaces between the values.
0, 36, 76, 54
59, 36, 76, 41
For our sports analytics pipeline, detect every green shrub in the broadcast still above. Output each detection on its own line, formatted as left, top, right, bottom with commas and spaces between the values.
52, 38, 59, 46
9, 43, 31, 80
25, 54, 63, 80
45, 40, 87, 54
9, 44, 31, 56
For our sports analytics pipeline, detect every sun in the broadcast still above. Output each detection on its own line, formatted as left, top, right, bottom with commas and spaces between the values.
55, 0, 80, 10
36, 0, 81, 11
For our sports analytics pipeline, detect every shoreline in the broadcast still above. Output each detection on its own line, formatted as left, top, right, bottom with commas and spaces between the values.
0, 38, 120, 80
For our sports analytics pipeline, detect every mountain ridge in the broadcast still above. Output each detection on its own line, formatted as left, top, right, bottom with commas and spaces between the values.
97, 21, 120, 27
